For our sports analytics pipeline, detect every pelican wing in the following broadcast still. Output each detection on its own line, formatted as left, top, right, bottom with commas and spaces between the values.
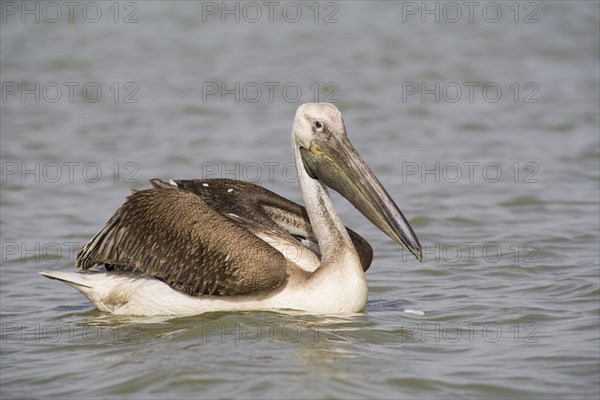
76, 187, 289, 296
150, 178, 373, 271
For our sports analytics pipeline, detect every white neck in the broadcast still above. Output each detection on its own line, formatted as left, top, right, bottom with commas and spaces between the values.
292, 143, 356, 266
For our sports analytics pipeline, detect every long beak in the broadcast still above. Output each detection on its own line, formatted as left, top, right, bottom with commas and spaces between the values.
300, 132, 423, 262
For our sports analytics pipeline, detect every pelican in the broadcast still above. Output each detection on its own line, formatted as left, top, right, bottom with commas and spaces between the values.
41, 103, 423, 316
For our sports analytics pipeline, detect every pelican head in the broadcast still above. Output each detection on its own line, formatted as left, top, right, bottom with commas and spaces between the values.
292, 103, 423, 262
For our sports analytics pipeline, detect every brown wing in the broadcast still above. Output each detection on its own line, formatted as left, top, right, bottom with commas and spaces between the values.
152, 178, 373, 272
76, 188, 289, 296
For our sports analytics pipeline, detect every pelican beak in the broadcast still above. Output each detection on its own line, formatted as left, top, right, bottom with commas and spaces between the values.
300, 130, 423, 262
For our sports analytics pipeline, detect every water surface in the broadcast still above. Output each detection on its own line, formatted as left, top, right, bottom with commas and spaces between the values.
1, 1, 599, 399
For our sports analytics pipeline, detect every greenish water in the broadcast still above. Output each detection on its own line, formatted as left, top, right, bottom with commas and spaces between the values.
1, 1, 599, 399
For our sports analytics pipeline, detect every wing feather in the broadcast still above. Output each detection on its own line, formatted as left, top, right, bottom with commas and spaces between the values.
158, 178, 373, 271
76, 188, 289, 296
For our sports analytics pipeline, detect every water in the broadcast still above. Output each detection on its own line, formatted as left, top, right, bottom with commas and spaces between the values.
1, 1, 599, 398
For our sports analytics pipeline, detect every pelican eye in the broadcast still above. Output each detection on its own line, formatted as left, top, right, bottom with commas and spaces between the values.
314, 120, 324, 132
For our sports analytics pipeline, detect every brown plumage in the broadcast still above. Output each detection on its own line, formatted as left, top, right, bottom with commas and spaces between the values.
152, 178, 373, 270
76, 178, 373, 297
